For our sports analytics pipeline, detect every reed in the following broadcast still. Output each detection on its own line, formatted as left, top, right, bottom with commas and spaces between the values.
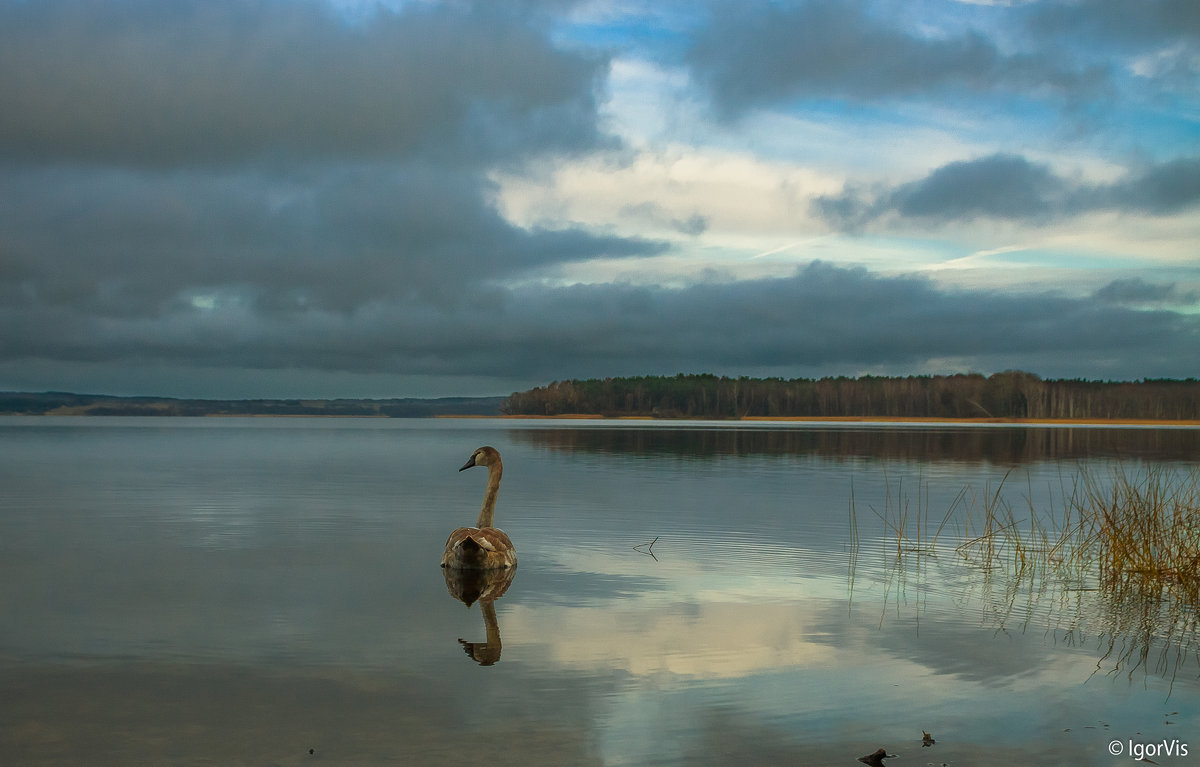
853, 463, 1200, 603
1072, 464, 1200, 597
850, 463, 1200, 687
859, 469, 959, 557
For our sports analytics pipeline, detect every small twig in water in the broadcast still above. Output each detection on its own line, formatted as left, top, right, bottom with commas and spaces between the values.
633, 536, 660, 560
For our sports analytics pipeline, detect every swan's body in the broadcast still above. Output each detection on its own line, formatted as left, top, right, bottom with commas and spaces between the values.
441, 525, 516, 569
441, 446, 517, 570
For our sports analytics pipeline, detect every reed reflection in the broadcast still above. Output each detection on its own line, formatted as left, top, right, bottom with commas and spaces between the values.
442, 566, 517, 666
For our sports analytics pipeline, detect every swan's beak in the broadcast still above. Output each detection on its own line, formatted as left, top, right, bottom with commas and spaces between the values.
459, 455, 477, 471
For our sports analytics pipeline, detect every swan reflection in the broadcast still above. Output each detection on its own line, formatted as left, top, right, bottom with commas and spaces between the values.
443, 566, 517, 666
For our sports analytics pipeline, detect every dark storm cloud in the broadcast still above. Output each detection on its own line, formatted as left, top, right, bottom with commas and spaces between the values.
1028, 0, 1200, 46
0, 0, 606, 166
1025, 0, 1200, 101
814, 154, 1200, 229
1093, 278, 1199, 307
1090, 156, 1200, 215
7, 261, 1196, 383
0, 0, 669, 382
890, 154, 1067, 221
489, 262, 1198, 379
685, 0, 1102, 117
0, 162, 664, 320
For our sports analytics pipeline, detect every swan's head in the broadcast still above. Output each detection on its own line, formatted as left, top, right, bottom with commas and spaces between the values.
460, 445, 500, 471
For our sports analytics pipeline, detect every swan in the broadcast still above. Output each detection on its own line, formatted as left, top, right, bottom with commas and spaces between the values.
441, 446, 518, 570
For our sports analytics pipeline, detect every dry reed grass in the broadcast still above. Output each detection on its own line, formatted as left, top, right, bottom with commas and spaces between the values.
1074, 464, 1200, 598
851, 463, 1200, 602
848, 463, 1200, 688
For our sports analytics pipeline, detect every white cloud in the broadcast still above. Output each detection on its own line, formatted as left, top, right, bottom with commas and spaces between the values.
494, 145, 839, 247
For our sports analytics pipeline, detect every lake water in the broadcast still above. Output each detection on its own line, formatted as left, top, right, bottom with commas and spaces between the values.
2, 417, 1198, 766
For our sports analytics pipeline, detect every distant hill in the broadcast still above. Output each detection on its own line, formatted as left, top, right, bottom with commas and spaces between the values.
0, 392, 505, 417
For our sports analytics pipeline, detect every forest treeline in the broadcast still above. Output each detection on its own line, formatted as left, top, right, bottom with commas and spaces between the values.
501, 372, 1200, 420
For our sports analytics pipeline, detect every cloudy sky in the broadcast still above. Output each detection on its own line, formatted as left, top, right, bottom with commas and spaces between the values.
1, 0, 1197, 398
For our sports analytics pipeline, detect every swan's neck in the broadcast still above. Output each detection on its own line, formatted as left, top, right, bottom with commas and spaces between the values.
476, 459, 502, 528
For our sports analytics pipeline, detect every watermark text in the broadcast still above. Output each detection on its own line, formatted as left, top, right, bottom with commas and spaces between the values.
1108, 739, 1189, 759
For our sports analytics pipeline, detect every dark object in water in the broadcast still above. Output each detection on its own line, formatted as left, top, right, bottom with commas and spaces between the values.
858, 748, 895, 766
922, 730, 935, 746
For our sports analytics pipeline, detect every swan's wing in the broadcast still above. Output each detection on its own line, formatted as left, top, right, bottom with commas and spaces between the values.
445, 527, 514, 551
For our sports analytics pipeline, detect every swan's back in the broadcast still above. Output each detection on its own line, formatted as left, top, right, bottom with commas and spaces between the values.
441, 526, 517, 569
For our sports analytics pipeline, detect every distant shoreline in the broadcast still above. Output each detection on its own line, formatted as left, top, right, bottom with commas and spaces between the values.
0, 392, 505, 418
5, 411, 1198, 426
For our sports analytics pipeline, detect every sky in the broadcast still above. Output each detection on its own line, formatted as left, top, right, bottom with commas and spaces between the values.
1, 0, 1197, 398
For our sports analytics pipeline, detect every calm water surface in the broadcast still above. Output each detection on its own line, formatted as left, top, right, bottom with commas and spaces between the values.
1, 417, 1198, 766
